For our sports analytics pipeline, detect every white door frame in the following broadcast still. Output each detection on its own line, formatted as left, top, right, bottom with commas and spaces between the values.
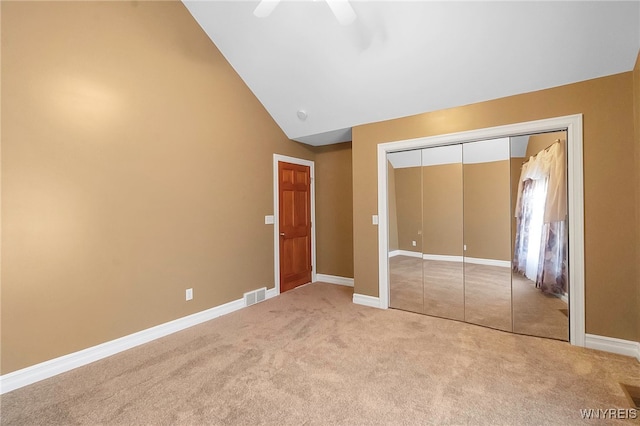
377, 114, 585, 347
273, 154, 317, 295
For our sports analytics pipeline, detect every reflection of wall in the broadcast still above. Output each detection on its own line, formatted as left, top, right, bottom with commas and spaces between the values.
387, 162, 399, 251
392, 159, 505, 259
527, 132, 566, 158
510, 158, 525, 252
463, 161, 512, 261
313, 142, 354, 278
422, 164, 463, 256
394, 167, 422, 252
353, 72, 638, 342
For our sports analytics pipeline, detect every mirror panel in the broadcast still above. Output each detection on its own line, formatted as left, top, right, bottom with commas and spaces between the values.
388, 150, 423, 313
385, 135, 569, 342
421, 145, 464, 321
511, 132, 569, 340
463, 138, 513, 332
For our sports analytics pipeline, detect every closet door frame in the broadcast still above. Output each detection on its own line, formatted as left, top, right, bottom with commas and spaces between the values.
376, 114, 585, 347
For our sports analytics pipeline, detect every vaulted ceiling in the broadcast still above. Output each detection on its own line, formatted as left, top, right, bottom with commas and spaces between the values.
183, 1, 640, 146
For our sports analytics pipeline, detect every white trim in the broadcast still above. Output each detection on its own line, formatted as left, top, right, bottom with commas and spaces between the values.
273, 155, 317, 295
353, 293, 381, 308
463, 257, 511, 268
422, 254, 463, 262
0, 288, 281, 395
378, 137, 390, 308
392, 253, 506, 265
377, 114, 586, 347
266, 287, 278, 300
315, 274, 354, 287
585, 334, 640, 362
388, 250, 422, 258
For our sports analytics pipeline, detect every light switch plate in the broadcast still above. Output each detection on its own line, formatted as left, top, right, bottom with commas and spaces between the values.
372, 215, 379, 225
265, 215, 274, 224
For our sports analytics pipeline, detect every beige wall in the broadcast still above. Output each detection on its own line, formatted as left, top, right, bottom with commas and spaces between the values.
422, 164, 463, 257
312, 142, 354, 278
634, 51, 640, 344
394, 167, 422, 252
0, 1, 320, 374
353, 72, 639, 342
463, 161, 511, 261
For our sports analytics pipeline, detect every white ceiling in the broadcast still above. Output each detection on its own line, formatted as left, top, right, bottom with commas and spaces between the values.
183, 1, 640, 146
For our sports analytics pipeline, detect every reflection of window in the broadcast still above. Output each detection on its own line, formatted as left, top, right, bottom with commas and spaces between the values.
523, 177, 548, 281
513, 141, 567, 295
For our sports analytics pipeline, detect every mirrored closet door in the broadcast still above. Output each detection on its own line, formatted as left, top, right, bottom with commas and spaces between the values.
421, 145, 464, 321
511, 131, 569, 341
387, 150, 424, 314
387, 133, 569, 341
462, 138, 512, 332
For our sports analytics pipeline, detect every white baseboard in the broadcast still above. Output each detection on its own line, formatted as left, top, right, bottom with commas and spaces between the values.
388, 250, 422, 258
315, 274, 354, 287
422, 254, 463, 262
353, 293, 381, 309
0, 287, 278, 395
585, 334, 640, 362
464, 257, 511, 268
266, 287, 278, 299
390, 252, 509, 268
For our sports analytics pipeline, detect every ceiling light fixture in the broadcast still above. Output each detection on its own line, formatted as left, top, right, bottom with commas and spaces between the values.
254, 0, 356, 26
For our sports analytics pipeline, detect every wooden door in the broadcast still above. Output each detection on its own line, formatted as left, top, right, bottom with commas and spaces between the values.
279, 161, 312, 292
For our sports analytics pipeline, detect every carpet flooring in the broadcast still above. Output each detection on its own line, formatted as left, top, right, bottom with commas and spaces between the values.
1, 282, 638, 425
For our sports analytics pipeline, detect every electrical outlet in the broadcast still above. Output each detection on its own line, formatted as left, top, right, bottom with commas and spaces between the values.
186, 288, 193, 301
412, 240, 416, 247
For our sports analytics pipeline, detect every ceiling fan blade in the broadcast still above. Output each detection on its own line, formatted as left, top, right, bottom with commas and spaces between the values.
254, 0, 281, 18
326, 0, 356, 25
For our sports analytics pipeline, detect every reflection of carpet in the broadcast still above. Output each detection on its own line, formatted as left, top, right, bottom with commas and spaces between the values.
559, 308, 569, 317
389, 257, 569, 340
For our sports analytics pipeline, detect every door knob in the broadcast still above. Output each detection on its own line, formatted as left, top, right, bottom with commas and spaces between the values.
280, 233, 285, 236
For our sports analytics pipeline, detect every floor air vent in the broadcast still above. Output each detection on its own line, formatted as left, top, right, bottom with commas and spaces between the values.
244, 287, 267, 307
621, 383, 640, 409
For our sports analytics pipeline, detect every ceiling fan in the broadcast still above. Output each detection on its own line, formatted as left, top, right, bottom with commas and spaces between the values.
254, 0, 357, 25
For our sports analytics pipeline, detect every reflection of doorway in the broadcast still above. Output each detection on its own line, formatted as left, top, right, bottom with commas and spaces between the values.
377, 114, 585, 347
273, 155, 316, 294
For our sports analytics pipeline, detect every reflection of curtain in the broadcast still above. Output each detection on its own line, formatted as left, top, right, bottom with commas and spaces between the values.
537, 220, 568, 295
513, 178, 547, 281
513, 141, 567, 296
